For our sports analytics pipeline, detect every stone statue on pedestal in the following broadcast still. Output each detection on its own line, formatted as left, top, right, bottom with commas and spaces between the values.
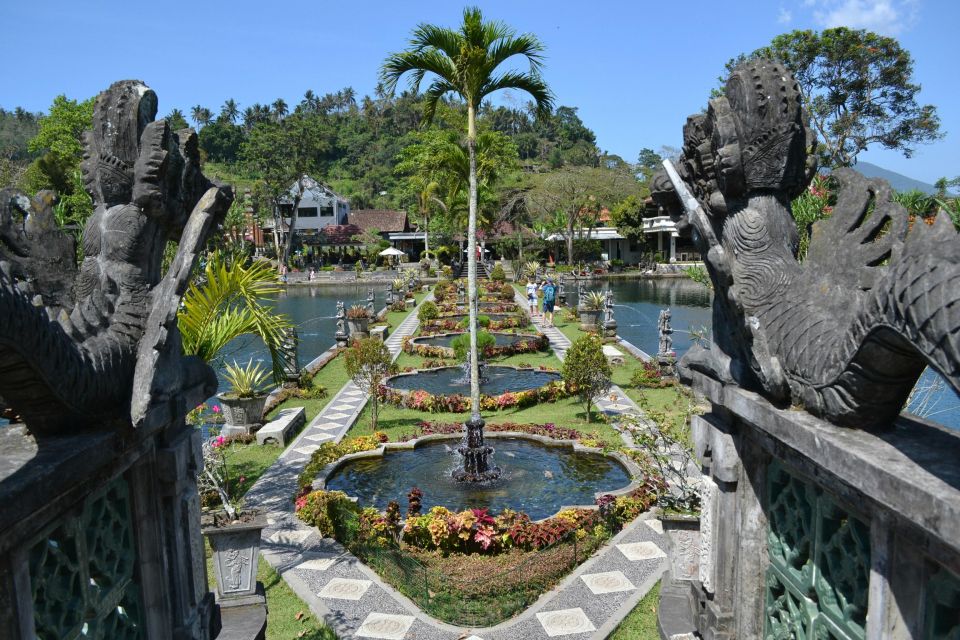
335, 301, 348, 347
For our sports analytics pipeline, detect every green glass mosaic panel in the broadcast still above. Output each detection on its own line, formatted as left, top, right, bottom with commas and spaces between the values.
765, 461, 869, 640
925, 567, 960, 640
28, 476, 143, 640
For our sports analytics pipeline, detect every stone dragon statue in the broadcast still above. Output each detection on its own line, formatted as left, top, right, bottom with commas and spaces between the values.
0, 80, 233, 436
654, 59, 959, 429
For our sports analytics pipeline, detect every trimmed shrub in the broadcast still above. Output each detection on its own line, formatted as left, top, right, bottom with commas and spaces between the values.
451, 331, 496, 361
418, 300, 439, 322
489, 263, 506, 281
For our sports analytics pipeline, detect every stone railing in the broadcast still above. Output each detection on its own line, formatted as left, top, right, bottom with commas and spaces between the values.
659, 370, 960, 640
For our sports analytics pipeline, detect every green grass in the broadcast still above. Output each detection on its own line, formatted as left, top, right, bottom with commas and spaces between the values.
609, 580, 662, 639
225, 442, 285, 498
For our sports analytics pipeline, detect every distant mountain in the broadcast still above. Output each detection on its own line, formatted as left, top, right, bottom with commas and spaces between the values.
851, 161, 938, 195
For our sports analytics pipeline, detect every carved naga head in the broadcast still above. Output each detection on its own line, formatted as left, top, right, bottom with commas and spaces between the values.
651, 59, 817, 224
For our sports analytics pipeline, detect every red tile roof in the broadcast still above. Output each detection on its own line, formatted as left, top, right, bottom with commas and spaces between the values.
348, 210, 410, 233
320, 224, 363, 245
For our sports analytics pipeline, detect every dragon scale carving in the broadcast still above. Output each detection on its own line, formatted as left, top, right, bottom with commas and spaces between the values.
0, 80, 232, 435
656, 60, 960, 429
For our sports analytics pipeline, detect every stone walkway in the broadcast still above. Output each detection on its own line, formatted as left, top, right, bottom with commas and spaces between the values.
245, 292, 669, 639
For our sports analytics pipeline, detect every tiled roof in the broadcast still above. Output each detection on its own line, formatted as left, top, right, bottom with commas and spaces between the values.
320, 224, 363, 245
348, 210, 409, 233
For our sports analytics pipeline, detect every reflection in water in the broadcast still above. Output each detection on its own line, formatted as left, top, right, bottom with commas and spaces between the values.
325, 438, 632, 520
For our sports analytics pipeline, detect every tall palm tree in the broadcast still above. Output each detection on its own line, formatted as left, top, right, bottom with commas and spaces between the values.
382, 6, 552, 420
220, 98, 240, 124
272, 98, 288, 121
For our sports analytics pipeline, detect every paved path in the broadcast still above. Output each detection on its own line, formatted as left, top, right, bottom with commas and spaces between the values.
245, 292, 669, 639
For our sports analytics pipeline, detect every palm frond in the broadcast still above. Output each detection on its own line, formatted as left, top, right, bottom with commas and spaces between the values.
480, 71, 554, 118
381, 50, 457, 95
422, 78, 459, 124
409, 23, 463, 59
486, 33, 546, 75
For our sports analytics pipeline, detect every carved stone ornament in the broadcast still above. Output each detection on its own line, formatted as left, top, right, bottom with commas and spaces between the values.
0, 80, 233, 436
655, 59, 960, 429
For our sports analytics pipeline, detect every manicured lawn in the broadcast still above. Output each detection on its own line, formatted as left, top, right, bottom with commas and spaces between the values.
225, 442, 285, 498
609, 580, 662, 639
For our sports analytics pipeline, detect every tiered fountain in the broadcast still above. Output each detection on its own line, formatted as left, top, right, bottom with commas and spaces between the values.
452, 413, 502, 482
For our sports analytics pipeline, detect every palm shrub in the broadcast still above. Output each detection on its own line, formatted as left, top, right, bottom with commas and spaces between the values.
344, 338, 395, 432
562, 334, 612, 422
179, 251, 292, 382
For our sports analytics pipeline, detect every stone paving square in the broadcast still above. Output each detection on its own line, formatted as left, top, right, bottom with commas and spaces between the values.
617, 540, 667, 562
267, 529, 313, 545
536, 608, 596, 637
342, 390, 364, 396
324, 412, 350, 420
314, 421, 345, 430
580, 570, 636, 595
603, 403, 633, 411
329, 403, 358, 411
355, 612, 416, 639
464, 636, 485, 640
304, 433, 335, 443
645, 519, 664, 534
296, 557, 336, 572
293, 445, 320, 455
318, 577, 371, 601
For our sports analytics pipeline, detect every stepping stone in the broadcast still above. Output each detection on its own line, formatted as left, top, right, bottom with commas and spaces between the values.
324, 413, 350, 420
293, 445, 320, 455
315, 422, 345, 430
318, 577, 371, 601
536, 608, 596, 637
296, 557, 335, 572
304, 433, 335, 443
580, 570, 636, 595
645, 519, 665, 534
268, 529, 313, 545
356, 612, 415, 639
617, 541, 667, 562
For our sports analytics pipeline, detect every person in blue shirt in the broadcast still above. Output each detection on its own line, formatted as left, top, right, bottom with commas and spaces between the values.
540, 278, 557, 327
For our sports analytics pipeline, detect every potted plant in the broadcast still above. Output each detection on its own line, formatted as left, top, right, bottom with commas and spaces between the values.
610, 258, 625, 273
217, 359, 271, 435
199, 434, 267, 604
346, 304, 372, 338
579, 291, 606, 331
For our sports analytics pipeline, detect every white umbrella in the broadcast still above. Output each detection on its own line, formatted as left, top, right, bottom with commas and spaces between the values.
379, 247, 405, 257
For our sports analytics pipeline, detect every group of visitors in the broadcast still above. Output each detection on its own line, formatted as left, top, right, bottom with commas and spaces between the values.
526, 277, 558, 327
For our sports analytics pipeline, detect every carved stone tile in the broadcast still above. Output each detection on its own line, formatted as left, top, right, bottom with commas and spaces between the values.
355, 612, 415, 639
318, 577, 371, 601
536, 608, 596, 637
580, 570, 636, 595
617, 541, 667, 562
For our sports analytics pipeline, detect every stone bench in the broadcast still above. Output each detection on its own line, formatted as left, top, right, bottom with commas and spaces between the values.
405, 298, 415, 309
370, 325, 389, 342
256, 407, 305, 446
602, 345, 625, 366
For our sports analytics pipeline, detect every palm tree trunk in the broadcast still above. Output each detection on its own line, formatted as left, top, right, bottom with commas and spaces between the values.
467, 104, 481, 418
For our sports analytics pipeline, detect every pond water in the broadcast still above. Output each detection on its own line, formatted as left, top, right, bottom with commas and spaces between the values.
565, 278, 713, 358
386, 366, 561, 397
412, 332, 530, 348
324, 438, 632, 520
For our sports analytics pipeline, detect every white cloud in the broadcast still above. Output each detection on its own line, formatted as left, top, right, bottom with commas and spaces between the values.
809, 0, 919, 36
778, 6, 794, 23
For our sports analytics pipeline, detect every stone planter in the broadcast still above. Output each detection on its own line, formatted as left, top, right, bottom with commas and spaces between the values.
202, 511, 267, 605
217, 393, 268, 436
659, 513, 701, 581
347, 317, 369, 339
579, 309, 603, 332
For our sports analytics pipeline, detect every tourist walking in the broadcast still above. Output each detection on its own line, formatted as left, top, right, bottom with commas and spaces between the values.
526, 279, 539, 317
540, 278, 557, 327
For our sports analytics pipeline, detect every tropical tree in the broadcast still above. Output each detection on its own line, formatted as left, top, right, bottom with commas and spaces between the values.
191, 105, 212, 129
165, 108, 189, 131
727, 28, 942, 168
219, 98, 240, 124
272, 98, 288, 122
178, 251, 292, 383
344, 337, 394, 432
382, 6, 553, 419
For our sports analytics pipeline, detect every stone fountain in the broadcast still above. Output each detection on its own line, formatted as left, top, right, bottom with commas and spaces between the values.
452, 413, 502, 482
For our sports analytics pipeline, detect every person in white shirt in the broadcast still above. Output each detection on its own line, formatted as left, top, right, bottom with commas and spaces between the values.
526, 279, 538, 317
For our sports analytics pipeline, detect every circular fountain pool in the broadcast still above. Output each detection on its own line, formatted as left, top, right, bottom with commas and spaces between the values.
323, 438, 632, 520
386, 366, 560, 396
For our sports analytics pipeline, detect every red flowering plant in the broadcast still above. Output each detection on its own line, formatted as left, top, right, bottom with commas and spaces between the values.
198, 434, 244, 520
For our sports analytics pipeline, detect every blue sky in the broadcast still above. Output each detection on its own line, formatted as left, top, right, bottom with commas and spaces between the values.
2, 0, 956, 183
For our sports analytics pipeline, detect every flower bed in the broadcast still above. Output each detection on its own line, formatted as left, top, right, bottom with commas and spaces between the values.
420, 314, 527, 332
399, 419, 584, 442
378, 377, 569, 413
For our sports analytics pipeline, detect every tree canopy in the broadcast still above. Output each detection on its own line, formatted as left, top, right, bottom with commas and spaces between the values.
727, 28, 942, 168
